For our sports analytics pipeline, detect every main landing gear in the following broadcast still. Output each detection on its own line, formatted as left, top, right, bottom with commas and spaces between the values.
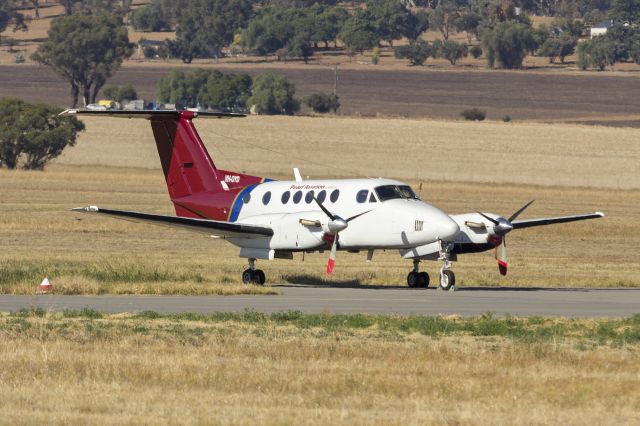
407, 259, 429, 288
242, 258, 266, 285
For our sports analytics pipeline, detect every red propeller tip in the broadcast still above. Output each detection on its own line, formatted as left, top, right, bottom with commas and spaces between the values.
498, 259, 508, 276
326, 259, 335, 274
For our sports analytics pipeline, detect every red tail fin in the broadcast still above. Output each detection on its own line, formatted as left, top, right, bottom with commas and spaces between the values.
150, 111, 220, 199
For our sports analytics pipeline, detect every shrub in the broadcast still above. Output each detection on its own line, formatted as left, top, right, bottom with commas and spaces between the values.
394, 39, 431, 66
304, 93, 340, 113
502, 115, 511, 122
438, 40, 468, 65
470, 45, 482, 59
14, 53, 25, 63
102, 84, 137, 103
371, 46, 380, 64
461, 108, 486, 121
143, 45, 157, 59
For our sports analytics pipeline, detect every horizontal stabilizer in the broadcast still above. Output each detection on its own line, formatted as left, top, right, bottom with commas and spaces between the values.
72, 206, 273, 238
512, 212, 605, 229
59, 109, 245, 119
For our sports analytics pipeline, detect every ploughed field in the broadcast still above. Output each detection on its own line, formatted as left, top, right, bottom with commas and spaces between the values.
0, 115, 638, 294
2, 64, 640, 126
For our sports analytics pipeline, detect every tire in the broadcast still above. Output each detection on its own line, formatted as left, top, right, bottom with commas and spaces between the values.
254, 270, 266, 285
242, 269, 254, 284
407, 271, 418, 287
440, 270, 455, 291
418, 272, 430, 288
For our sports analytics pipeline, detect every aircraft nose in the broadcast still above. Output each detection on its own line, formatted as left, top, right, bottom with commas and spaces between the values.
436, 215, 459, 242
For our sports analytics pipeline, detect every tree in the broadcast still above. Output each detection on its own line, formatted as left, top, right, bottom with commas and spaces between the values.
32, 14, 133, 107
309, 6, 348, 48
394, 39, 432, 65
304, 93, 340, 113
577, 37, 617, 70
455, 10, 482, 43
538, 34, 577, 63
405, 10, 430, 41
131, 1, 171, 32
339, 10, 379, 54
247, 73, 299, 115
102, 84, 137, 103
0, 1, 27, 34
0, 98, 84, 170
241, 7, 298, 56
287, 32, 314, 63
610, 0, 640, 24
169, 0, 252, 63
438, 40, 468, 65
157, 69, 251, 112
482, 22, 537, 69
366, 0, 413, 46
429, 2, 459, 41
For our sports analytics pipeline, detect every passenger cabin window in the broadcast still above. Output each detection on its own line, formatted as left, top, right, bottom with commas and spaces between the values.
242, 192, 251, 204
262, 191, 271, 205
305, 191, 315, 204
317, 190, 327, 203
281, 191, 290, 204
356, 190, 368, 203
330, 189, 340, 203
374, 185, 419, 201
293, 190, 303, 204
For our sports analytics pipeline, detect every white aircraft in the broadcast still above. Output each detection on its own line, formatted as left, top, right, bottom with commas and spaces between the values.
65, 110, 605, 290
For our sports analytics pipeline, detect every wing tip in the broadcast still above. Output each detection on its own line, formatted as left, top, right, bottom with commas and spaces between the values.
71, 205, 99, 212
595, 211, 606, 218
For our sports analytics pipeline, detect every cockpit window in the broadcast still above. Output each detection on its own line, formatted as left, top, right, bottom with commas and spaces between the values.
374, 185, 419, 201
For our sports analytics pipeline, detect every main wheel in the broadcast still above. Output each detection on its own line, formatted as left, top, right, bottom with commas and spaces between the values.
254, 269, 266, 285
418, 272, 430, 288
439, 270, 455, 291
242, 269, 255, 284
407, 271, 419, 287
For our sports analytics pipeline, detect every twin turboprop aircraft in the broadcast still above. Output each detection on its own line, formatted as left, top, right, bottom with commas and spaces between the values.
65, 110, 604, 290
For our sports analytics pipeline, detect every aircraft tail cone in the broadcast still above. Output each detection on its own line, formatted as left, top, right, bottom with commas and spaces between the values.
37, 277, 53, 294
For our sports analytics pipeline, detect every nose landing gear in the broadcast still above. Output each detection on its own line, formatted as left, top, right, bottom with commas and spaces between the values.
438, 241, 456, 291
407, 259, 429, 288
242, 258, 266, 285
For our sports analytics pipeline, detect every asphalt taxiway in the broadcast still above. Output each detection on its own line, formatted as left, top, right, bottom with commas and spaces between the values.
0, 285, 638, 317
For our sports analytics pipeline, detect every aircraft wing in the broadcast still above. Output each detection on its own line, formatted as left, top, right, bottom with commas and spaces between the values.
72, 206, 273, 239
512, 212, 605, 229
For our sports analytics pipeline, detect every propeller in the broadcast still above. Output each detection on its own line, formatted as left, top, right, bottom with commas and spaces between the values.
476, 200, 535, 276
313, 197, 370, 274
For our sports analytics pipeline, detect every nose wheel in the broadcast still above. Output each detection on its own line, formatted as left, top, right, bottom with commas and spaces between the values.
438, 241, 456, 291
407, 259, 429, 288
242, 258, 266, 285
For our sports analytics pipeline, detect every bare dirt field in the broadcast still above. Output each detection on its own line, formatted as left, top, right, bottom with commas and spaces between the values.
3, 63, 640, 126
1, 116, 638, 293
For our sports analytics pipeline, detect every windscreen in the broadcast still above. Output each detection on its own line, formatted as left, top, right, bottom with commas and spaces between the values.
375, 185, 419, 201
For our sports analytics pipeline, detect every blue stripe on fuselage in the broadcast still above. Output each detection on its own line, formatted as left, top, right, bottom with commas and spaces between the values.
229, 184, 257, 222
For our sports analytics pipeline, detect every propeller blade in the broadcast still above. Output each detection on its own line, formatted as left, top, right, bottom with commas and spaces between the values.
326, 237, 338, 274
346, 209, 372, 222
313, 196, 336, 221
508, 200, 535, 222
497, 239, 508, 276
476, 211, 500, 226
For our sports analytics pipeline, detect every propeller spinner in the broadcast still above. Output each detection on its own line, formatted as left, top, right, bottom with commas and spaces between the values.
314, 197, 370, 274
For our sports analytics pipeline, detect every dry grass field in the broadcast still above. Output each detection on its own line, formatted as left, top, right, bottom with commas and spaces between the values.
1, 310, 638, 424
1, 115, 638, 294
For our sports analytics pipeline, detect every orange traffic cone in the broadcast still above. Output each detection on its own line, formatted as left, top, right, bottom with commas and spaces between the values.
37, 277, 53, 294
